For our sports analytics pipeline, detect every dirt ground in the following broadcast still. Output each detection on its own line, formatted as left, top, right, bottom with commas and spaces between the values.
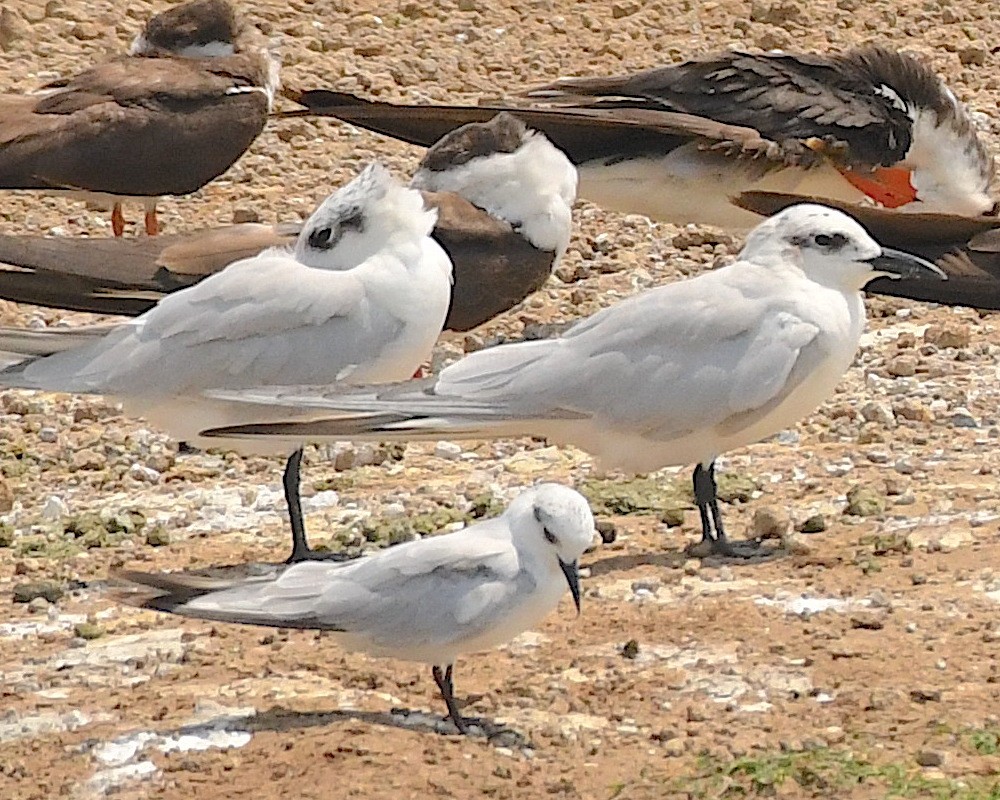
2, 0, 1000, 798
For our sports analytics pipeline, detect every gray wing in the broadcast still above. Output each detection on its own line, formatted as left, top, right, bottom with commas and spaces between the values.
202, 266, 823, 443
434, 278, 823, 437
118, 526, 522, 647
1, 251, 406, 395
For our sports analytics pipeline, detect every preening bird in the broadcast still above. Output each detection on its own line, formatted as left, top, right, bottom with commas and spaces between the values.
282, 45, 997, 228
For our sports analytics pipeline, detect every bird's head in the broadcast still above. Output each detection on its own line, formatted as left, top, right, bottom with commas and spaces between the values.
743, 204, 945, 291
508, 484, 596, 616
846, 46, 997, 218
411, 113, 578, 256
130, 0, 242, 57
295, 163, 438, 270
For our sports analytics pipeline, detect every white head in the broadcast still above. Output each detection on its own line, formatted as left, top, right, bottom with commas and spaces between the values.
504, 483, 595, 614
741, 204, 945, 291
294, 163, 439, 271
411, 113, 578, 257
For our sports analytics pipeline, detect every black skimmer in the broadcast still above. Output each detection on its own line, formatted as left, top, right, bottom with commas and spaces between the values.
0, 113, 577, 332
0, 0, 278, 236
736, 190, 1000, 310
284, 45, 997, 228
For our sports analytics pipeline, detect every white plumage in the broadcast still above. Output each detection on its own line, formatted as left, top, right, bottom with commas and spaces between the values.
0, 163, 453, 561
204, 204, 945, 555
115, 483, 595, 734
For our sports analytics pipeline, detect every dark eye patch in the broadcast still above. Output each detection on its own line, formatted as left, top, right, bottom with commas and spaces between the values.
340, 210, 365, 232
813, 232, 847, 249
307, 226, 333, 250
534, 507, 559, 544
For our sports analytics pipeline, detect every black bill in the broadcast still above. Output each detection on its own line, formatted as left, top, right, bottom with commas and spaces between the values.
867, 247, 947, 280
559, 558, 581, 615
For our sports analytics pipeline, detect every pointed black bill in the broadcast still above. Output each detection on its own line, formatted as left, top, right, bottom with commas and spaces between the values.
559, 558, 581, 615
867, 247, 946, 281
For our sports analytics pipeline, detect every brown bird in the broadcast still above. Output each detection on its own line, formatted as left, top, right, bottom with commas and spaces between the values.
0, 113, 576, 332
283, 45, 997, 228
0, 0, 278, 237
734, 191, 1000, 310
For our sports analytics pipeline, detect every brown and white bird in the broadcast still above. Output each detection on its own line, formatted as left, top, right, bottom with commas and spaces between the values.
736, 190, 1000, 310
0, 0, 278, 236
0, 114, 577, 332
284, 45, 997, 228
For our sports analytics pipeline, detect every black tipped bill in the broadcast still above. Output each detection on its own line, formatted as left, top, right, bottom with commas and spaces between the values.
867, 247, 947, 281
559, 558, 581, 615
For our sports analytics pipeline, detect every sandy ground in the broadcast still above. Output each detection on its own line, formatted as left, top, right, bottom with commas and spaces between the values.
2, 0, 1000, 798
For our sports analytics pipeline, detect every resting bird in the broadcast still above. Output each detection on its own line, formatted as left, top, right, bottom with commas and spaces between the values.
0, 113, 576, 331
0, 0, 278, 236
201, 205, 944, 556
283, 45, 997, 228
113, 483, 595, 737
0, 165, 453, 563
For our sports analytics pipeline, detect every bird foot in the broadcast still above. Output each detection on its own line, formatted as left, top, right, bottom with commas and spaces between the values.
284, 546, 356, 564
685, 536, 767, 559
450, 715, 525, 746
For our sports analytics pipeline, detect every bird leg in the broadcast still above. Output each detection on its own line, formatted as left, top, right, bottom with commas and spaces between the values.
144, 209, 160, 236
111, 203, 125, 237
693, 462, 725, 545
431, 664, 515, 741
433, 664, 471, 734
283, 448, 311, 563
691, 462, 764, 558
283, 449, 354, 563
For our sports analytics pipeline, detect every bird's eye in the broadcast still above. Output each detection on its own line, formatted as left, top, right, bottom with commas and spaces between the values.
307, 226, 333, 250
813, 233, 846, 249
543, 527, 558, 545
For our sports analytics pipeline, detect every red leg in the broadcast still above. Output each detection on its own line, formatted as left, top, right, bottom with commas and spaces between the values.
111, 203, 125, 237
144, 209, 160, 236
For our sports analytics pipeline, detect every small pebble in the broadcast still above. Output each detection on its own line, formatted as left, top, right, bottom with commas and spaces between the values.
37, 426, 58, 443
434, 441, 463, 460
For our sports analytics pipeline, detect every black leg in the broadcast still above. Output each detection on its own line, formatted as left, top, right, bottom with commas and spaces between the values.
433, 664, 470, 734
693, 462, 725, 543
431, 664, 522, 743
283, 449, 310, 563
691, 461, 765, 558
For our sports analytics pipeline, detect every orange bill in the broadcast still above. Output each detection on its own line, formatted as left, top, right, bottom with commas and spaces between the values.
838, 166, 918, 209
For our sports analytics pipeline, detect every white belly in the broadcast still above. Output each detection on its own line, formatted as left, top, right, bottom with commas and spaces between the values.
578, 145, 870, 228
